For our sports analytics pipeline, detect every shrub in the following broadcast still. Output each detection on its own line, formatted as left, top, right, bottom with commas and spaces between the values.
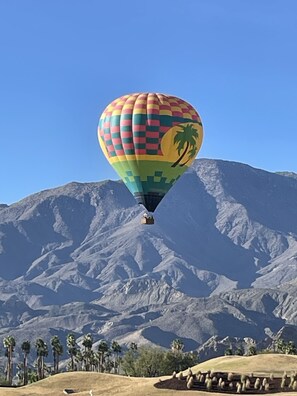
122, 346, 198, 377
186, 374, 192, 382
254, 378, 261, 390
248, 346, 257, 355
218, 377, 223, 388
206, 378, 212, 391
228, 372, 234, 381
187, 376, 194, 389
240, 374, 247, 383
235, 347, 244, 356
212, 376, 217, 383
225, 347, 233, 356
246, 378, 251, 389
281, 378, 286, 390
265, 382, 270, 391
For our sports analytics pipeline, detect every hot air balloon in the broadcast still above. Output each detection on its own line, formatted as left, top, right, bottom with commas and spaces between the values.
98, 93, 203, 224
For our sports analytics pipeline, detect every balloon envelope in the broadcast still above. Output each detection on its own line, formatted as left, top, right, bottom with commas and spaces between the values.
98, 93, 203, 212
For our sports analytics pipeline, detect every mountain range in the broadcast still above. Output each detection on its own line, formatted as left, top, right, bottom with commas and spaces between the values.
1, 159, 297, 360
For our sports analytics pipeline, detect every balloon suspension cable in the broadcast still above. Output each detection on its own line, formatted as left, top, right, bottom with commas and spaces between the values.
141, 212, 155, 225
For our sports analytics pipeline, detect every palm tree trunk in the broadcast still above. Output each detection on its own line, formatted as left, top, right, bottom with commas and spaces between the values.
100, 354, 103, 373
171, 142, 189, 167
24, 354, 27, 385
6, 357, 10, 384
8, 345, 13, 385
71, 354, 74, 371
180, 158, 191, 166
116, 353, 120, 374
37, 357, 40, 380
53, 352, 57, 374
41, 356, 44, 379
6, 359, 8, 383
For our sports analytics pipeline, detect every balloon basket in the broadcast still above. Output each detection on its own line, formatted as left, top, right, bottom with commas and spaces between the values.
141, 214, 154, 225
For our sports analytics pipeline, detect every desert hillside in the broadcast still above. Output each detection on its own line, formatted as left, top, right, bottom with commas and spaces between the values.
1, 159, 297, 355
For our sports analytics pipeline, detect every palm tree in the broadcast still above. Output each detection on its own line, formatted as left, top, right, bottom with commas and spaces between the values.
171, 338, 184, 353
74, 350, 83, 371
171, 124, 199, 167
89, 350, 98, 372
183, 145, 197, 166
3, 335, 16, 385
98, 340, 109, 373
111, 341, 122, 374
51, 335, 63, 374
67, 333, 78, 371
35, 338, 48, 380
21, 340, 31, 385
82, 333, 93, 371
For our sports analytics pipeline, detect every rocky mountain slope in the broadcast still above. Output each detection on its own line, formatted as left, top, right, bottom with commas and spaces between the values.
1, 159, 297, 357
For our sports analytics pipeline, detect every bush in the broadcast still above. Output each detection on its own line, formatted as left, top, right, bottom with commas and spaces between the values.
227, 372, 234, 381
248, 346, 257, 355
0, 376, 9, 386
254, 378, 261, 390
235, 347, 244, 356
187, 376, 194, 389
224, 347, 233, 356
121, 347, 198, 377
281, 378, 286, 390
245, 378, 251, 389
206, 378, 212, 391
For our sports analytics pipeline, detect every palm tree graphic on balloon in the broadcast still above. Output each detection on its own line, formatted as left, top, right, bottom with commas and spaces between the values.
171, 123, 199, 167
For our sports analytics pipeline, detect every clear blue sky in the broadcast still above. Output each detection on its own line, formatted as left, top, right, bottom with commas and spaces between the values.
1, 0, 297, 204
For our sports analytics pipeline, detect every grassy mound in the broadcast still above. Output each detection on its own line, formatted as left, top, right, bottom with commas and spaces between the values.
192, 354, 297, 376
0, 372, 182, 396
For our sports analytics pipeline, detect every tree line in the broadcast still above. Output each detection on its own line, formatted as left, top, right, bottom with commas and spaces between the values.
1, 334, 197, 386
224, 339, 297, 357
3, 333, 295, 387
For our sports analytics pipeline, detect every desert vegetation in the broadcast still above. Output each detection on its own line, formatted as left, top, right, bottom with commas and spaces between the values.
156, 367, 297, 393
0, 332, 297, 390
